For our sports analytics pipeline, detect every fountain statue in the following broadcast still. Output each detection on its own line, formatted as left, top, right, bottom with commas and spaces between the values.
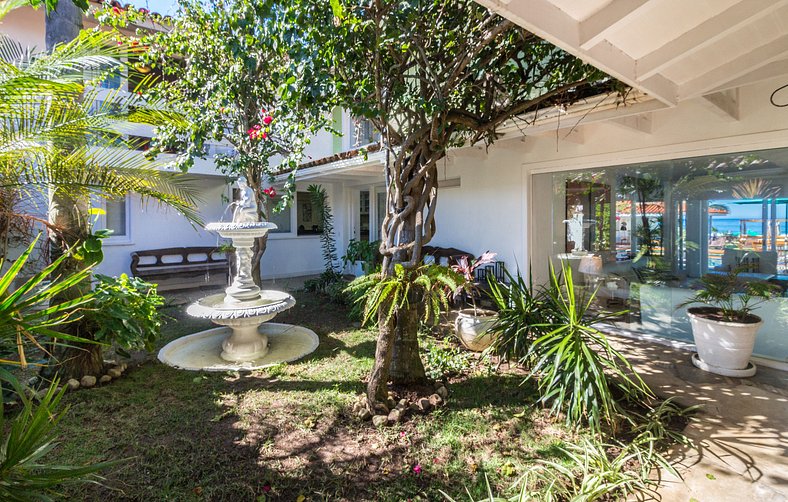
158, 177, 319, 371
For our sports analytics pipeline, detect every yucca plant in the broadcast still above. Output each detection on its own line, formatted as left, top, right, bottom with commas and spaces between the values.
485, 269, 546, 367
0, 369, 117, 501
0, 236, 96, 367
529, 263, 652, 434
345, 263, 464, 326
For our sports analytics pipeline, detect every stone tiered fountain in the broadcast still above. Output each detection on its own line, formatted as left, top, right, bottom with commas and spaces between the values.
158, 178, 319, 371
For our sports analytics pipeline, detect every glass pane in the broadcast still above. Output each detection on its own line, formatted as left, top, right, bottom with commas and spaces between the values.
376, 192, 386, 240
359, 190, 370, 241
296, 191, 320, 235
532, 148, 788, 364
267, 196, 291, 233
105, 198, 126, 237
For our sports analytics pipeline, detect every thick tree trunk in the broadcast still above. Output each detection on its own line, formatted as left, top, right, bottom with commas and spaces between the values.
366, 309, 395, 410
43, 3, 101, 379
47, 189, 104, 379
389, 299, 426, 384
365, 147, 438, 406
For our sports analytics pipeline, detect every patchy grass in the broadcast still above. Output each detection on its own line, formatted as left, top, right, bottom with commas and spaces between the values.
49, 290, 576, 501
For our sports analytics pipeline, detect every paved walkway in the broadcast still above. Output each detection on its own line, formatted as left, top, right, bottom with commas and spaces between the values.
612, 335, 788, 502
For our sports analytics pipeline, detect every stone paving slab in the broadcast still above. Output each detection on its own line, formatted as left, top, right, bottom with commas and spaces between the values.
610, 335, 788, 502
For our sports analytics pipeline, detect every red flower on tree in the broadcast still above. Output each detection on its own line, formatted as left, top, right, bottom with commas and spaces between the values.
263, 115, 273, 125
262, 187, 277, 198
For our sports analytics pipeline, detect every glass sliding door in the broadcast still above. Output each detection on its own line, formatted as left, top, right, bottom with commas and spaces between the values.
531, 148, 788, 364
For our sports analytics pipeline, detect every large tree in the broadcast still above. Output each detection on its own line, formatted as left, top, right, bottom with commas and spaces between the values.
121, 0, 334, 285
301, 0, 614, 408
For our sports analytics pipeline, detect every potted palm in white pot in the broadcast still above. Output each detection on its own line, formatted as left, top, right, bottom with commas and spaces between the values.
679, 268, 778, 377
451, 252, 499, 352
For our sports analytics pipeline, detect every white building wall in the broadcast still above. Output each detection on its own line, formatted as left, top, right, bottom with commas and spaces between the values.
96, 177, 229, 277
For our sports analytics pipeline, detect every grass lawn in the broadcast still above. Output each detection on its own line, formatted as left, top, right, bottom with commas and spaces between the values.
50, 290, 577, 501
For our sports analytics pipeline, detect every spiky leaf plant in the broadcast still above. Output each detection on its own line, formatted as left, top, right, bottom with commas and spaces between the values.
530, 264, 652, 433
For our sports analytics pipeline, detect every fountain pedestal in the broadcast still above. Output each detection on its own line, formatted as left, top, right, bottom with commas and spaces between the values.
158, 178, 319, 371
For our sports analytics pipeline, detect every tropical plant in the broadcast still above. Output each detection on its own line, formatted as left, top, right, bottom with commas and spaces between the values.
485, 270, 546, 368
0, 236, 95, 367
295, 0, 614, 407
451, 251, 497, 310
85, 274, 165, 357
530, 264, 652, 433
2, 3, 200, 378
307, 184, 339, 276
0, 370, 116, 501
105, 0, 334, 285
346, 263, 463, 327
678, 267, 778, 322
342, 238, 381, 272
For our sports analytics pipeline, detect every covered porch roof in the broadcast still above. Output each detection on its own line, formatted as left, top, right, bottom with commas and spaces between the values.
475, 0, 788, 107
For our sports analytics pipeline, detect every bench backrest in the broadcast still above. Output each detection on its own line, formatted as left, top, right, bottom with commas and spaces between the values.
130, 247, 227, 275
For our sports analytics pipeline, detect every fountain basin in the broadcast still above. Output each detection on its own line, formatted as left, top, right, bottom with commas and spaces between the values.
186, 290, 296, 361
158, 323, 319, 372
205, 221, 277, 240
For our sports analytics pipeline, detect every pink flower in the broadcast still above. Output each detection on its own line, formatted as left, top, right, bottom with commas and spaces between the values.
253, 124, 262, 130
260, 131, 268, 140
263, 115, 273, 125
139, 7, 149, 14
262, 483, 271, 493
263, 187, 276, 198
112, 6, 121, 14
413, 464, 422, 475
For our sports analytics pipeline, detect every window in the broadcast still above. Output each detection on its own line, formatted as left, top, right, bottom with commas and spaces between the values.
359, 190, 370, 241
104, 197, 128, 238
266, 196, 291, 234
532, 147, 788, 363
351, 117, 379, 147
296, 191, 321, 235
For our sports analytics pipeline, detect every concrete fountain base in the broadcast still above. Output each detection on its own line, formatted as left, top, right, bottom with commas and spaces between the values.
158, 323, 319, 372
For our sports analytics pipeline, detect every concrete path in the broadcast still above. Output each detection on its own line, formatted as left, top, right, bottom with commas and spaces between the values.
612, 335, 788, 502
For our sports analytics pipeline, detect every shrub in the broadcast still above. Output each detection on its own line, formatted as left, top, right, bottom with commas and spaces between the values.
529, 264, 652, 434
87, 274, 165, 356
423, 340, 472, 380
485, 270, 546, 367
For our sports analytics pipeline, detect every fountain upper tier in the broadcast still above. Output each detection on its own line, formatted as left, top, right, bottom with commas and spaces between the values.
205, 221, 277, 239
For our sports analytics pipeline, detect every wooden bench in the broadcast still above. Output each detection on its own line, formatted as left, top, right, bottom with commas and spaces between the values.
130, 247, 229, 292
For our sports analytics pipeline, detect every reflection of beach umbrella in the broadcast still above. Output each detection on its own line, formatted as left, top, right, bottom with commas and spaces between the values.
709, 204, 729, 215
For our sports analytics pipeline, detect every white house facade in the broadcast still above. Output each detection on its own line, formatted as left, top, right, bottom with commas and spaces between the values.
272, 1, 788, 370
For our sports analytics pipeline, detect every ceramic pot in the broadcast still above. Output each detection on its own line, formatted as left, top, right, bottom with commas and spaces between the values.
455, 308, 498, 352
687, 307, 762, 375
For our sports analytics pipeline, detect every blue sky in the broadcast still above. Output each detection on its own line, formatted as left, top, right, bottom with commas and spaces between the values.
135, 0, 178, 15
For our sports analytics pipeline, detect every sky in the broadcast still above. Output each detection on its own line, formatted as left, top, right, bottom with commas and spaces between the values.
134, 0, 179, 15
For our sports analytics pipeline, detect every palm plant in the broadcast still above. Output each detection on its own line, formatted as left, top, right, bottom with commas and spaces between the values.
0, 236, 96, 366
530, 264, 652, 434
1, 4, 201, 377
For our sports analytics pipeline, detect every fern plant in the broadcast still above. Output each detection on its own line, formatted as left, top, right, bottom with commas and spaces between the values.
345, 263, 464, 326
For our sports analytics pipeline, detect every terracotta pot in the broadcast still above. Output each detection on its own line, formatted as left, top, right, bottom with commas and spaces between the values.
454, 308, 498, 352
687, 307, 762, 375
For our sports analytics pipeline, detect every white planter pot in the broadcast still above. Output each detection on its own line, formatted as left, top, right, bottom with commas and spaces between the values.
455, 308, 498, 352
687, 307, 762, 377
